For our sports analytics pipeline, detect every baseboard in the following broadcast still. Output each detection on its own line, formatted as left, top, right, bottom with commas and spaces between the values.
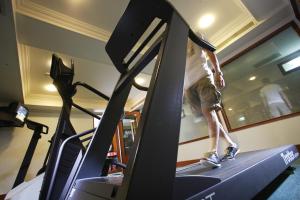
176, 159, 199, 167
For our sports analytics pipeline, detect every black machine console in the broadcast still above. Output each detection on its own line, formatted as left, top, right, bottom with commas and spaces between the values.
0, 102, 29, 127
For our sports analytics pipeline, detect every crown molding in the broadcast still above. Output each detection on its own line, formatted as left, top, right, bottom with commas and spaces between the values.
210, 14, 256, 49
14, 0, 110, 42
18, 43, 31, 100
25, 93, 110, 109
17, 43, 134, 111
25, 93, 62, 107
207, 0, 258, 52
25, 92, 134, 111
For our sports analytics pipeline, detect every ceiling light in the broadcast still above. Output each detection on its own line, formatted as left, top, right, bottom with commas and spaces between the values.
249, 76, 256, 81
238, 116, 245, 121
44, 84, 57, 92
198, 14, 215, 29
135, 77, 145, 85
228, 108, 233, 111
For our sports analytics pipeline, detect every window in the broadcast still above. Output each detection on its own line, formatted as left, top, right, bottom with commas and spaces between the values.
179, 98, 209, 144
278, 49, 300, 74
221, 22, 300, 130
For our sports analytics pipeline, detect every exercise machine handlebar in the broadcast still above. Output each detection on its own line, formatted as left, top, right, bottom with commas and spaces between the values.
73, 82, 110, 101
188, 29, 216, 52
26, 119, 49, 135
133, 80, 148, 91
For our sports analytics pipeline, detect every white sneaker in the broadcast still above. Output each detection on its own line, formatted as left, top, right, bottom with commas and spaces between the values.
201, 152, 221, 168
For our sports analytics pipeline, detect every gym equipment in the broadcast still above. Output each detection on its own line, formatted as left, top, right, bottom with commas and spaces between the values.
12, 119, 48, 188
39, 54, 111, 200
0, 102, 29, 128
65, 0, 299, 199
41, 55, 131, 200
0, 102, 49, 188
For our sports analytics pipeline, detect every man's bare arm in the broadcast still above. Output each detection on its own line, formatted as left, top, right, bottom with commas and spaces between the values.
205, 50, 225, 89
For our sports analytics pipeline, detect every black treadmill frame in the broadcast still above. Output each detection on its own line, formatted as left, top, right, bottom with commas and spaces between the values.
12, 119, 48, 188
67, 0, 216, 199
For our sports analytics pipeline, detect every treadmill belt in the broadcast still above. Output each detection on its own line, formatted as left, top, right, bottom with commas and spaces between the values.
176, 145, 293, 181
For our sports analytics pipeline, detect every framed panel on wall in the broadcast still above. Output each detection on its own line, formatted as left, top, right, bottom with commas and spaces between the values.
221, 22, 300, 131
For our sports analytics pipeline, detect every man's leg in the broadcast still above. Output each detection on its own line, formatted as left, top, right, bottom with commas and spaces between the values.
202, 108, 237, 150
201, 107, 221, 167
218, 121, 237, 148
201, 107, 219, 153
218, 120, 239, 160
198, 75, 239, 161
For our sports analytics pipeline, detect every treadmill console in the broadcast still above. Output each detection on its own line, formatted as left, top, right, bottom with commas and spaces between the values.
15, 104, 28, 123
0, 102, 29, 127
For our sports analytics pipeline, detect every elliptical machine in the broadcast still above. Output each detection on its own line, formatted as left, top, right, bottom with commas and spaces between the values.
40, 54, 126, 200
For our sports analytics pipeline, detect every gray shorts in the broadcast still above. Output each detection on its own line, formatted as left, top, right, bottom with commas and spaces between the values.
185, 75, 222, 114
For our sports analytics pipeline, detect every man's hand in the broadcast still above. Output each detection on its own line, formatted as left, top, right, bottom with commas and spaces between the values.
205, 50, 224, 90
214, 74, 225, 90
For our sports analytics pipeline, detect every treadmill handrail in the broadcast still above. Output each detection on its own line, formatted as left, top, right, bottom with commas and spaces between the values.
188, 29, 215, 52
72, 102, 101, 120
46, 128, 96, 200
133, 80, 148, 91
25, 119, 49, 134
73, 82, 110, 101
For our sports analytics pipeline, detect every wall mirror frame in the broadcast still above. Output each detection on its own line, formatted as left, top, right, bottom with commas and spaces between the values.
221, 21, 300, 132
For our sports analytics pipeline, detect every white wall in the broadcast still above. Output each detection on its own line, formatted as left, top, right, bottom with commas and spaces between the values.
177, 115, 300, 161
0, 111, 93, 194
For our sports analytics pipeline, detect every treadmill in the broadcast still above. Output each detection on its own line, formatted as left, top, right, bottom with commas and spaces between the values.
0, 103, 49, 188
65, 0, 299, 199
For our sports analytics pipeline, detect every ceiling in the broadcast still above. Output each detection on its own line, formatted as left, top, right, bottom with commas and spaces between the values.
0, 0, 295, 111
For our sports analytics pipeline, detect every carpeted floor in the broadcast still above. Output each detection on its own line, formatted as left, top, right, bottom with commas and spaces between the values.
267, 158, 300, 200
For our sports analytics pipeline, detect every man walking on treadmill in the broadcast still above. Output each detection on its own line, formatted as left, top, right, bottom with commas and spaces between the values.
184, 34, 239, 167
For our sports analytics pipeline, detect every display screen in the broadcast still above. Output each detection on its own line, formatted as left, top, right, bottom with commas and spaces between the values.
16, 105, 28, 122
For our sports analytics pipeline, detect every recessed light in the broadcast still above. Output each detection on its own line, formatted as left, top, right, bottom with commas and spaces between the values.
249, 76, 256, 81
228, 108, 233, 111
135, 77, 145, 85
198, 14, 215, 29
238, 116, 245, 121
44, 84, 57, 92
